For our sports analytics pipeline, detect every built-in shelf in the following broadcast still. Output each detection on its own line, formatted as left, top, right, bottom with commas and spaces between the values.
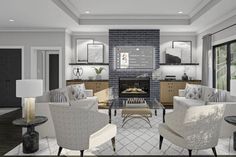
159, 63, 199, 65
69, 63, 109, 65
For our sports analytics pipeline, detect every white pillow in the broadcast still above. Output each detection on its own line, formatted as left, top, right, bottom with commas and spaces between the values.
69, 83, 87, 101
203, 87, 218, 102
184, 83, 202, 100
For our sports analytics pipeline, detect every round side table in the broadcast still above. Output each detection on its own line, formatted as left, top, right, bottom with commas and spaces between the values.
13, 116, 48, 154
224, 116, 236, 151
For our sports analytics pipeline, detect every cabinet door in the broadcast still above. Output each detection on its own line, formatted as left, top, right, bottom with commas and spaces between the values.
85, 82, 97, 92
160, 82, 171, 103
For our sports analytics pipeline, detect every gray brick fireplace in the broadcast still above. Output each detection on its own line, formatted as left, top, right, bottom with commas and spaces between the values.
109, 29, 160, 100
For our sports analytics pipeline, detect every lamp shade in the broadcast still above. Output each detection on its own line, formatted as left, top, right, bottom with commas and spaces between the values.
16, 79, 43, 98
230, 79, 236, 96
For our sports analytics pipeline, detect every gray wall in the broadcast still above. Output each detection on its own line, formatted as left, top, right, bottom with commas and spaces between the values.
109, 29, 160, 99
0, 31, 66, 86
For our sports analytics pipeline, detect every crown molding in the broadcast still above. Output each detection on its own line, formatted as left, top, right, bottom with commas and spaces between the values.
79, 18, 190, 25
51, 0, 79, 24
160, 32, 197, 36
190, 0, 222, 24
79, 14, 189, 20
72, 32, 109, 36
0, 27, 66, 32
197, 9, 236, 34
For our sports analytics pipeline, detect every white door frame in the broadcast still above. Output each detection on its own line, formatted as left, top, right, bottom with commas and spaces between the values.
31, 47, 62, 90
0, 46, 24, 79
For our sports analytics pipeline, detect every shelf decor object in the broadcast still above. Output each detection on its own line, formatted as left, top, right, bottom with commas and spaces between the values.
76, 39, 94, 62
16, 79, 43, 123
87, 43, 104, 63
73, 67, 83, 80
172, 41, 192, 63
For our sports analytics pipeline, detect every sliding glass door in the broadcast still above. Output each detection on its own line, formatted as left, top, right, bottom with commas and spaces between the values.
213, 40, 236, 91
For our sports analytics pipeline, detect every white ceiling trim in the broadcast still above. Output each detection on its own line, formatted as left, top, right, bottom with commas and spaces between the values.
188, 0, 211, 17
190, 0, 222, 24
79, 19, 190, 25
51, 0, 79, 24
0, 27, 66, 32
79, 14, 190, 20
60, 0, 81, 17
197, 9, 236, 34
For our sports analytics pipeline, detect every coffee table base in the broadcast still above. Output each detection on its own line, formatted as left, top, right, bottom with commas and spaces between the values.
121, 108, 152, 127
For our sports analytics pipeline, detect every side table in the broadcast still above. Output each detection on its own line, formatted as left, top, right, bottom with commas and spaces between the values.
13, 116, 48, 154
224, 116, 236, 151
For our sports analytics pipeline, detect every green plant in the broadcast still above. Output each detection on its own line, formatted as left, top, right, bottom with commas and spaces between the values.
93, 67, 104, 75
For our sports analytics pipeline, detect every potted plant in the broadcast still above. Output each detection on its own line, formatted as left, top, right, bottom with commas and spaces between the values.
93, 67, 104, 80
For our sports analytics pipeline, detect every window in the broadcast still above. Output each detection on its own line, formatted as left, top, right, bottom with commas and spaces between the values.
213, 40, 236, 91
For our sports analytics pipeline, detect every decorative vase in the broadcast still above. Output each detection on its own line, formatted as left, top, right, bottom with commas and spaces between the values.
182, 73, 188, 80
96, 75, 102, 80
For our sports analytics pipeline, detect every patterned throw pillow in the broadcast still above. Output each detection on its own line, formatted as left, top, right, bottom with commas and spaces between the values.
184, 84, 202, 100
69, 84, 87, 100
204, 87, 218, 102
50, 90, 68, 102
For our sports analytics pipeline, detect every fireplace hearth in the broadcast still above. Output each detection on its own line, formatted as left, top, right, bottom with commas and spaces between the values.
119, 78, 150, 98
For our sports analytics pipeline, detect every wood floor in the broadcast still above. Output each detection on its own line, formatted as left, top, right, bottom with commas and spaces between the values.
0, 109, 22, 156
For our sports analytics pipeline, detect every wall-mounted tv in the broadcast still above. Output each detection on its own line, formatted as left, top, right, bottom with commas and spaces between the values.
114, 46, 155, 70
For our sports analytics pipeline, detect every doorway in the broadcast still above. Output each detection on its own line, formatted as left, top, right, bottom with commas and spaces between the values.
31, 47, 62, 92
0, 49, 22, 107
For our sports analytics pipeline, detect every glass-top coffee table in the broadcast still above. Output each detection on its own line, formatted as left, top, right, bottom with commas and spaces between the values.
108, 98, 165, 127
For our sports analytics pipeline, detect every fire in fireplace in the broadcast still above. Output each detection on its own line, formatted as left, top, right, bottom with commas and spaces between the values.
119, 77, 150, 98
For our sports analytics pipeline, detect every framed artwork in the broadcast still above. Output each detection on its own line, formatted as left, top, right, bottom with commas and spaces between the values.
87, 43, 104, 63
76, 39, 94, 62
172, 41, 192, 63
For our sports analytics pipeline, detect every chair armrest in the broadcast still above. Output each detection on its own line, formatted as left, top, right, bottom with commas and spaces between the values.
70, 97, 98, 111
87, 110, 109, 135
178, 89, 185, 97
85, 89, 93, 97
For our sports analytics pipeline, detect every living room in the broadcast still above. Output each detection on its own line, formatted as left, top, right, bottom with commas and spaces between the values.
0, 0, 236, 156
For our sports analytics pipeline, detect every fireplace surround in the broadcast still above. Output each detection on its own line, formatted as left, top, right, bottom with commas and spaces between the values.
119, 78, 150, 98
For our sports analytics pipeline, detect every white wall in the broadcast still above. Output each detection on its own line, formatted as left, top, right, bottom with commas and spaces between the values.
65, 32, 199, 80
65, 31, 73, 80
67, 33, 109, 80
196, 15, 236, 86
0, 31, 66, 86
160, 33, 198, 80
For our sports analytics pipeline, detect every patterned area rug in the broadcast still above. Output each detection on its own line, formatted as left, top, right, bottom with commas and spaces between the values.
5, 109, 236, 156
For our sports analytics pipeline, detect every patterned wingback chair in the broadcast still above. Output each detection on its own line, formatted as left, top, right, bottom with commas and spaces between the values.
49, 103, 117, 157
159, 104, 225, 157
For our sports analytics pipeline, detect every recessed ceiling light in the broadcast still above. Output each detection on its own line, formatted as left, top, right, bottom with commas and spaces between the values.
9, 19, 15, 22
85, 11, 90, 14
178, 11, 183, 14
136, 48, 140, 51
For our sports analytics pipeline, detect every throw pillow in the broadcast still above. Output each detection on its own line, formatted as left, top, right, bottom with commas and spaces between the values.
203, 87, 218, 102
184, 83, 202, 100
69, 83, 87, 101
50, 90, 68, 102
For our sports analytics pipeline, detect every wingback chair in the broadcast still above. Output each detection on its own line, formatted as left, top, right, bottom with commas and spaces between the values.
158, 104, 225, 157
49, 103, 117, 157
